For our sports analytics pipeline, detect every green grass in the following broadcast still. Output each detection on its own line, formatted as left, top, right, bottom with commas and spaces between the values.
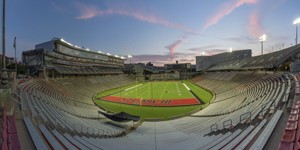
95, 100, 202, 119
109, 81, 194, 100
95, 80, 213, 119
95, 83, 139, 98
182, 80, 213, 103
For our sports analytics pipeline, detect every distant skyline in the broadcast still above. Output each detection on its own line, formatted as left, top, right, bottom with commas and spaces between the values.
2, 0, 300, 66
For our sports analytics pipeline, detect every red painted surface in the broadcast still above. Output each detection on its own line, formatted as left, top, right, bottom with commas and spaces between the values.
100, 96, 201, 106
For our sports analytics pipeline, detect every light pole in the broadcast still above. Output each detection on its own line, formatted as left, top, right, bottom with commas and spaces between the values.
293, 18, 300, 45
259, 34, 267, 55
1, 0, 8, 88
128, 55, 132, 64
14, 37, 17, 72
201, 51, 205, 72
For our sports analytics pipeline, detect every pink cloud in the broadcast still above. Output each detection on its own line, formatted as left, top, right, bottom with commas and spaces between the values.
248, 11, 263, 38
75, 3, 196, 33
126, 53, 195, 66
75, 3, 199, 60
202, 0, 257, 30
76, 3, 99, 19
166, 40, 183, 60
166, 0, 257, 60
166, 36, 188, 59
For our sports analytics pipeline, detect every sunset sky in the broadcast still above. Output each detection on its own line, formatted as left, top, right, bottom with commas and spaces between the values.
3, 0, 300, 66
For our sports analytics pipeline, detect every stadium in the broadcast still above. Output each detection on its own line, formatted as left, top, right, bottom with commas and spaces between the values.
1, 1, 300, 150
1, 37, 300, 149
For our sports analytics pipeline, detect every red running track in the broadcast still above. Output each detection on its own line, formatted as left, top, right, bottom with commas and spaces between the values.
100, 96, 201, 106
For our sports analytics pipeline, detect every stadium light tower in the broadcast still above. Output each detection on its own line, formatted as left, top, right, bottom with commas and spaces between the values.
128, 55, 132, 64
259, 34, 267, 55
1, 0, 8, 88
293, 18, 300, 45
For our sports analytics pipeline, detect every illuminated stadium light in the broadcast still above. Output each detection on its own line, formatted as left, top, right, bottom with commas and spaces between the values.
294, 18, 300, 44
201, 51, 205, 56
60, 38, 73, 46
86, 48, 90, 51
120, 56, 125, 59
114, 55, 119, 58
97, 51, 102, 53
128, 55, 132, 63
228, 47, 233, 52
259, 34, 266, 42
293, 18, 300, 25
106, 53, 111, 56
259, 34, 266, 55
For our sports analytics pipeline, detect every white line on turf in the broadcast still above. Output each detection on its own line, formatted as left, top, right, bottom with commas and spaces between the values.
159, 82, 170, 99
125, 84, 143, 91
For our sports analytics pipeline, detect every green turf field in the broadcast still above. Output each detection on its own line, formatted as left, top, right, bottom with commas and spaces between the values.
114, 81, 194, 99
95, 100, 204, 119
95, 80, 213, 119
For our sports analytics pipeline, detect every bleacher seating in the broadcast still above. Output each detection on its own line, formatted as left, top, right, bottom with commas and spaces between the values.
208, 44, 300, 71
38, 124, 65, 150
279, 74, 300, 150
53, 65, 123, 75
1, 108, 21, 150
250, 110, 283, 149
16, 72, 291, 149
23, 117, 48, 149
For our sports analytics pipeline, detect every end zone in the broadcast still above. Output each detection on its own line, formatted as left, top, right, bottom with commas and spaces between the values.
99, 96, 201, 106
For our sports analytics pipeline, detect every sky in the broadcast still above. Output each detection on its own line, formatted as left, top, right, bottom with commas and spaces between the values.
2, 0, 300, 66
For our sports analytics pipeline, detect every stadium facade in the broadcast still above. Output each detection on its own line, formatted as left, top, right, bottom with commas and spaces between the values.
196, 49, 252, 71
22, 38, 126, 77
196, 45, 300, 72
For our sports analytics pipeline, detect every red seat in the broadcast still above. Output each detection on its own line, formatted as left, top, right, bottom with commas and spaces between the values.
2, 109, 7, 121
293, 104, 300, 109
295, 88, 300, 94
296, 124, 300, 143
289, 114, 299, 121
295, 100, 300, 105
2, 119, 7, 131
291, 108, 300, 115
294, 142, 300, 150
7, 116, 17, 134
282, 130, 296, 142
8, 134, 21, 150
279, 141, 294, 150
286, 121, 298, 130
1, 139, 8, 150
2, 127, 7, 140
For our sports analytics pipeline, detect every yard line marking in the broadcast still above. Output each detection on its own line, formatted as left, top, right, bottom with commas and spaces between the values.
159, 82, 170, 99
125, 84, 143, 91
138, 82, 151, 99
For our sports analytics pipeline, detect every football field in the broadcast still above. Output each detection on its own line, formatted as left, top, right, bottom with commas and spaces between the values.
95, 80, 213, 119
117, 81, 194, 100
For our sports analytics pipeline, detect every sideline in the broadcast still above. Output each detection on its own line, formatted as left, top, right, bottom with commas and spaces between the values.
124, 84, 143, 91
